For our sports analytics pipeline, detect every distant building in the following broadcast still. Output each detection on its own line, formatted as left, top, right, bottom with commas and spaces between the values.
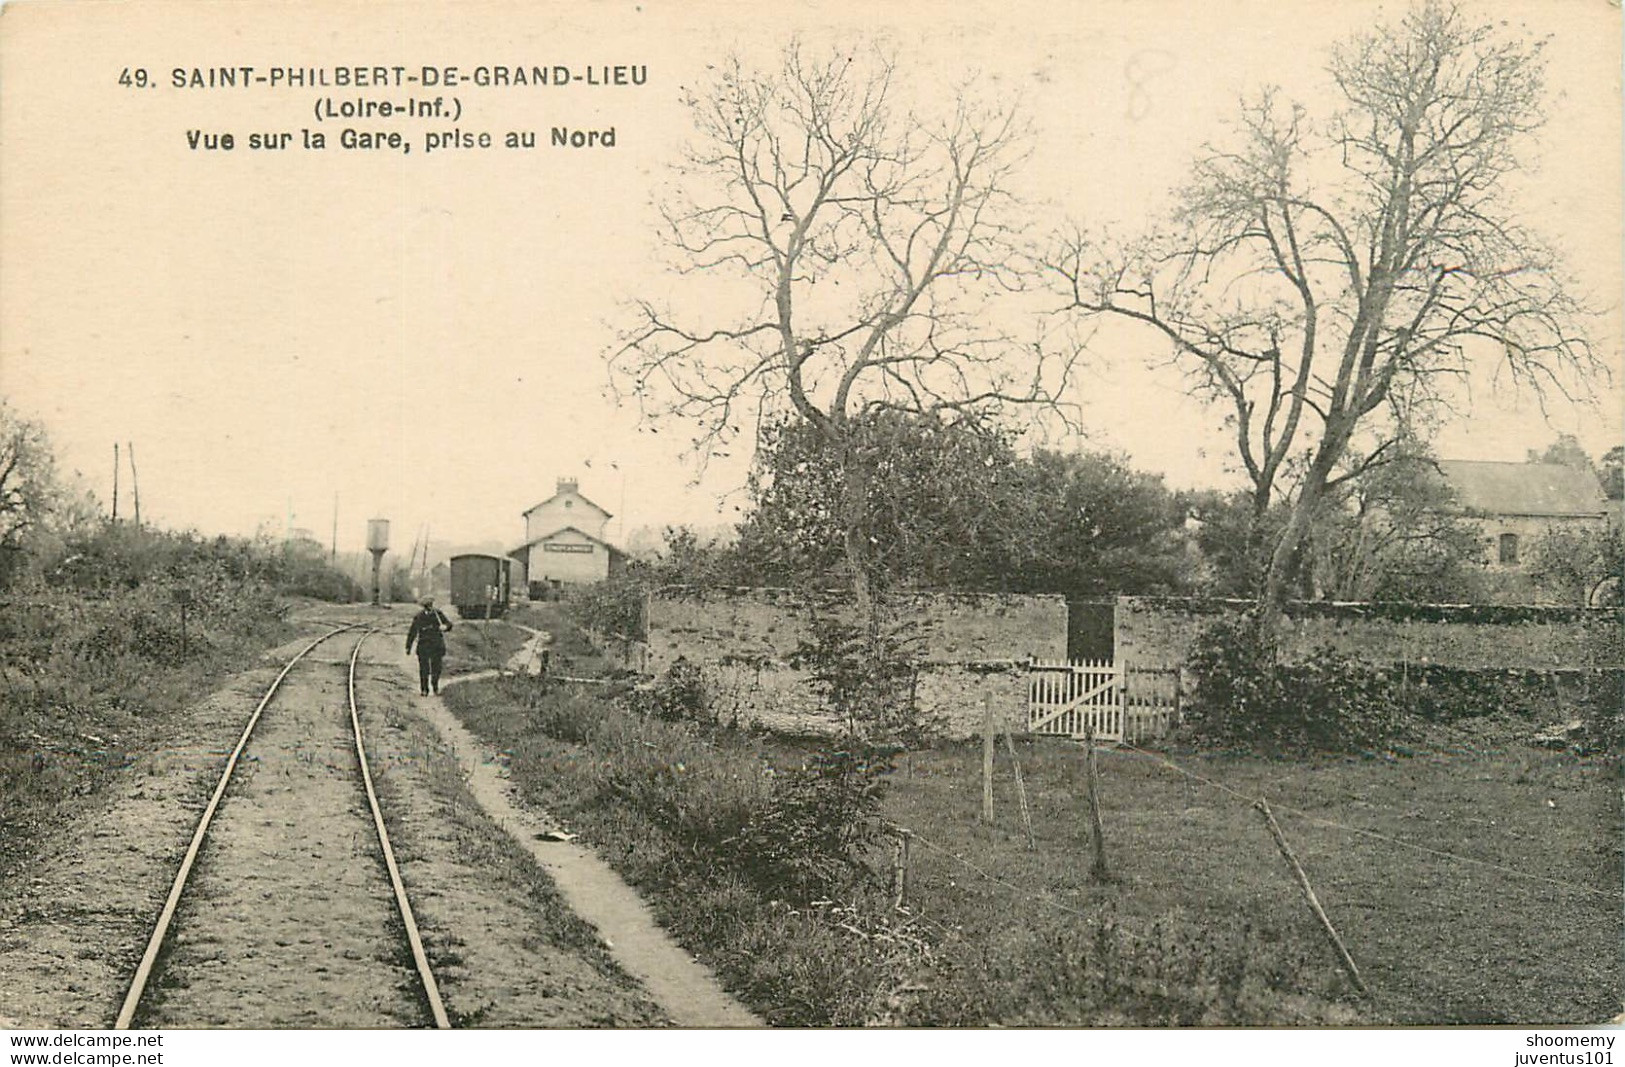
1436, 460, 1610, 567
1434, 460, 1611, 602
510, 477, 628, 596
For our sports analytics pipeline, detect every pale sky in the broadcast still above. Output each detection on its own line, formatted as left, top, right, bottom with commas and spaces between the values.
2, 0, 1619, 555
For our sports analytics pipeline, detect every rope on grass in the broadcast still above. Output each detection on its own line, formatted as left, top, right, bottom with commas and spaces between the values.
1274, 807, 1620, 902
1108, 742, 1619, 903
1098, 741, 1258, 805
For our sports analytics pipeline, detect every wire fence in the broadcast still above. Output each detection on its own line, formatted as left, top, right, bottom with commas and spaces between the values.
1105, 741, 1618, 901
886, 738, 1616, 914
869, 731, 1620, 1019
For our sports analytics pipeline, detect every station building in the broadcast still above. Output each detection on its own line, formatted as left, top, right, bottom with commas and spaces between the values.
509, 477, 628, 598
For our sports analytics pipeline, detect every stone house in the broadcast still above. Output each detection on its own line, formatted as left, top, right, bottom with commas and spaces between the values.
509, 477, 627, 597
1435, 460, 1610, 598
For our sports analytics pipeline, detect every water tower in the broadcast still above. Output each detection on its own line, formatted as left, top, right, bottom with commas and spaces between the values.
366, 518, 390, 606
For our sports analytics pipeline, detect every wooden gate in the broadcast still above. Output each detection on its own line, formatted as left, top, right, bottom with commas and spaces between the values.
1027, 658, 1124, 741
1028, 659, 1182, 743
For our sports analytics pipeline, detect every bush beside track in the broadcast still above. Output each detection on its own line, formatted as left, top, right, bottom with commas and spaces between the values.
0, 523, 362, 878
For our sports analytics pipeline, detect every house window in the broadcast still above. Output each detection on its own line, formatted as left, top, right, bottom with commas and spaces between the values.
1498, 532, 1519, 565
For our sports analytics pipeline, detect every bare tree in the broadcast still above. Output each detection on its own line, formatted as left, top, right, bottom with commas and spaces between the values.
608, 42, 1081, 610
1049, 2, 1599, 622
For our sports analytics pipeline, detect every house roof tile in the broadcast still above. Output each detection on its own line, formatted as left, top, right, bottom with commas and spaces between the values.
1436, 460, 1608, 518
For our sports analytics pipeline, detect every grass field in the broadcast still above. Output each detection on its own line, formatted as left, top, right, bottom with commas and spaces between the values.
439, 616, 531, 676
882, 737, 1620, 1025
441, 663, 1623, 1026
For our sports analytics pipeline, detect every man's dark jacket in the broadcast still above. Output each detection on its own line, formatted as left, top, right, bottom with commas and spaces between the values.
406, 608, 452, 656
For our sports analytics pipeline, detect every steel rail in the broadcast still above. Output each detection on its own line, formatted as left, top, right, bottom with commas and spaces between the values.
114, 624, 360, 1029
347, 630, 451, 1028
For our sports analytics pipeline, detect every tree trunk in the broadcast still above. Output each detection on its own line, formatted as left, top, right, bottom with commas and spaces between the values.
845, 523, 874, 619
1259, 450, 1339, 628
1244, 481, 1276, 597
837, 428, 876, 622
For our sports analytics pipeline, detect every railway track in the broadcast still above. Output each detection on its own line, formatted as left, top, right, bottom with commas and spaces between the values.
114, 625, 450, 1029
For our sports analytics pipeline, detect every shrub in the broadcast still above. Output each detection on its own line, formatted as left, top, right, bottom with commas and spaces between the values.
1184, 616, 1286, 748
517, 682, 605, 745
792, 613, 933, 744
566, 574, 647, 642
278, 555, 363, 602
637, 656, 711, 723
445, 675, 918, 1025
723, 745, 893, 904
1283, 647, 1407, 750
0, 523, 308, 877
1577, 670, 1624, 752
386, 562, 416, 603
910, 905, 1355, 1027
1185, 617, 1407, 752
1579, 614, 1624, 752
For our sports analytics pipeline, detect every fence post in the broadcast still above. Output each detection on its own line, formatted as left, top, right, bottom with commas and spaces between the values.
981, 695, 995, 825
892, 828, 912, 910
1003, 730, 1036, 850
1254, 796, 1368, 995
1082, 715, 1109, 881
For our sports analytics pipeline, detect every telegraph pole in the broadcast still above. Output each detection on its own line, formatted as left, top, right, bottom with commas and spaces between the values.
127, 442, 141, 528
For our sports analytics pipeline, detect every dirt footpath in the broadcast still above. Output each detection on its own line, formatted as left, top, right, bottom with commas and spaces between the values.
428, 659, 760, 1028
352, 634, 666, 1027
0, 613, 666, 1028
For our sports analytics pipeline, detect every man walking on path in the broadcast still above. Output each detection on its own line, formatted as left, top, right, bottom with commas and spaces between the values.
406, 596, 454, 695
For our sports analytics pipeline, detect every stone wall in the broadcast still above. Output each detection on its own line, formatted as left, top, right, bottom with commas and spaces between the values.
1115, 596, 1625, 674
645, 587, 1067, 738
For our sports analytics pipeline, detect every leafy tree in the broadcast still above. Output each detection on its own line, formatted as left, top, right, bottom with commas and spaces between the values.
1528, 523, 1624, 607
608, 42, 1081, 612
1183, 489, 1286, 598
1527, 433, 1596, 472
642, 525, 743, 588
1050, 2, 1598, 624
0, 402, 62, 585
732, 414, 1195, 598
1188, 451, 1487, 604
567, 526, 741, 645
1304, 450, 1487, 602
1599, 446, 1623, 501
733, 412, 1027, 592
566, 570, 649, 642
1015, 449, 1193, 597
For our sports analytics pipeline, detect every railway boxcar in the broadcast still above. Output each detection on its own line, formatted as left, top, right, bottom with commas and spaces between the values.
448, 553, 511, 619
